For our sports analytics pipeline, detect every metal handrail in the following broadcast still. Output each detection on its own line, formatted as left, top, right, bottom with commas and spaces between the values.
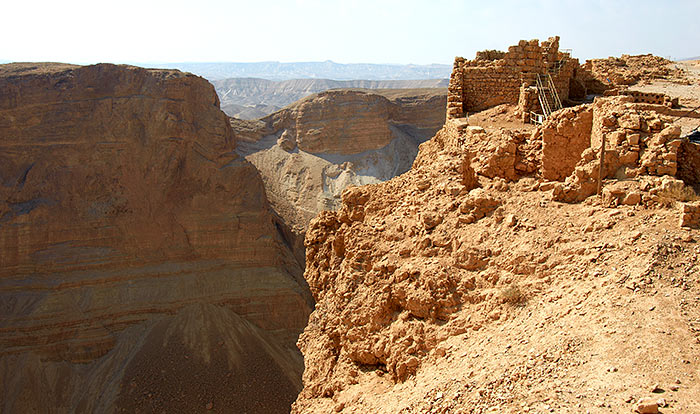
536, 73, 562, 120
530, 111, 544, 125
547, 73, 563, 110
536, 74, 552, 117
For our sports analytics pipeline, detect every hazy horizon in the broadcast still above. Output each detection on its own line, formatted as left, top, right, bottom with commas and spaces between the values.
2, 0, 699, 65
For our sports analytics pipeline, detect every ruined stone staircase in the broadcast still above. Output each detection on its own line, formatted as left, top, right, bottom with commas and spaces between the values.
536, 72, 562, 119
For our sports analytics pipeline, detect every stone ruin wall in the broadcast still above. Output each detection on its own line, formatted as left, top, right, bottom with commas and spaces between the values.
445, 36, 681, 123
442, 93, 699, 226
621, 90, 678, 107
446, 36, 578, 119
443, 39, 700, 227
678, 139, 700, 191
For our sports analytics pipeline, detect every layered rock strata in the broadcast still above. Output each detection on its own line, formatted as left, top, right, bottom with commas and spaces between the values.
213, 78, 448, 119
0, 63, 311, 413
233, 88, 446, 250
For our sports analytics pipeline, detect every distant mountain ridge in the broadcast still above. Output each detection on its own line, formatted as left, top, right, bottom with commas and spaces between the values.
212, 77, 449, 119
147, 61, 452, 81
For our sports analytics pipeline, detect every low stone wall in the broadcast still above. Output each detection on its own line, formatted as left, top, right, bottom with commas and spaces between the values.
622, 90, 677, 107
591, 96, 680, 177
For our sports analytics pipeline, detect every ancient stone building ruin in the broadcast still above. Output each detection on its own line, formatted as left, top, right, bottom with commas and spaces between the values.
442, 37, 700, 227
447, 36, 578, 121
446, 36, 683, 126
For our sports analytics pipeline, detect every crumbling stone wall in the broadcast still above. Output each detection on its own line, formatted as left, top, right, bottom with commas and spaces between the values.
680, 201, 700, 228
550, 96, 685, 202
447, 36, 578, 118
678, 140, 700, 191
540, 105, 593, 181
517, 84, 540, 122
621, 90, 678, 107
590, 96, 680, 177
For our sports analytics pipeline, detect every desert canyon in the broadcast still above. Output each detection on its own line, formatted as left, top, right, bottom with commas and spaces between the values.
1, 35, 700, 414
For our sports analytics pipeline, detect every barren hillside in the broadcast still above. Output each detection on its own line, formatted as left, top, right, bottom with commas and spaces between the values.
213, 78, 448, 119
292, 47, 700, 413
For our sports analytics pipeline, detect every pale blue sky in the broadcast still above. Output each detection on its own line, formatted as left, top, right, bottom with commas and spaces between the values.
2, 0, 698, 65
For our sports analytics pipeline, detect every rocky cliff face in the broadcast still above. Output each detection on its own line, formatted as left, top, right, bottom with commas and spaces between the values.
293, 98, 700, 412
262, 89, 447, 155
0, 63, 312, 413
234, 89, 446, 254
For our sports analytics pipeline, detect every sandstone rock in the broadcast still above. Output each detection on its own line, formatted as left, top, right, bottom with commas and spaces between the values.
461, 154, 479, 190
0, 63, 311, 413
416, 179, 432, 191
453, 247, 490, 270
459, 189, 501, 220
277, 129, 296, 151
258, 89, 445, 156
539, 181, 557, 191
294, 91, 392, 154
635, 398, 659, 414
422, 211, 443, 230
652, 125, 681, 146
623, 191, 642, 205
680, 201, 700, 228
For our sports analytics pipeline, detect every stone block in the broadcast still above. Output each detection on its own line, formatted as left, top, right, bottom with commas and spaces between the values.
680, 202, 700, 228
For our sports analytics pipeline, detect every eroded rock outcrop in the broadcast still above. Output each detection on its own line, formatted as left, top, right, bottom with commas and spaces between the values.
233, 88, 447, 257
293, 91, 393, 154
0, 63, 311, 413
